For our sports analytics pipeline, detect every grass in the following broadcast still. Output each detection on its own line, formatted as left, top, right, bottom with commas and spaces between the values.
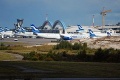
0, 61, 120, 78
0, 42, 28, 46
0, 41, 120, 78
0, 43, 53, 59
0, 51, 16, 61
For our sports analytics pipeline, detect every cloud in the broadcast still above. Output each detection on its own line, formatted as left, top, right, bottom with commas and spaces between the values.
0, 0, 120, 28
2, 0, 36, 5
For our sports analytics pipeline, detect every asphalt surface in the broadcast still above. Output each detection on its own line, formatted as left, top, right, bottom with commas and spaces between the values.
0, 38, 57, 45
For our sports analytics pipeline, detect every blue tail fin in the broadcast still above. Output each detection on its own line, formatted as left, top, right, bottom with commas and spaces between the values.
77, 25, 84, 30
0, 27, 4, 32
4, 27, 10, 32
17, 28, 22, 32
76, 25, 84, 32
17, 27, 26, 33
107, 32, 111, 36
88, 29, 96, 38
30, 24, 40, 34
21, 27, 26, 33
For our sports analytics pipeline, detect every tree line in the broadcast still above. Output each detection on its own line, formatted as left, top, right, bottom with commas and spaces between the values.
23, 41, 120, 63
0, 41, 120, 62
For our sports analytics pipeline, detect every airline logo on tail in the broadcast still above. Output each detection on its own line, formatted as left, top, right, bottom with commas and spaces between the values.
107, 32, 111, 36
78, 25, 84, 30
21, 27, 26, 33
4, 27, 10, 32
30, 24, 40, 34
0, 27, 4, 32
17, 27, 26, 33
88, 29, 96, 38
76, 25, 84, 32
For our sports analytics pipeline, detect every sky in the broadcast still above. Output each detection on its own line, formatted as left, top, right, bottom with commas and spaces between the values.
0, 0, 120, 29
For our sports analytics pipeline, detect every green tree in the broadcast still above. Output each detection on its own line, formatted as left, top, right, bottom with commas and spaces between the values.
54, 41, 72, 49
94, 48, 103, 62
82, 43, 87, 49
77, 49, 87, 61
72, 42, 81, 50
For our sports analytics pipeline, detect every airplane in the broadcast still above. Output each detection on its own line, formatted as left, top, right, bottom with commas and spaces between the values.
60, 24, 90, 40
88, 29, 111, 38
30, 24, 61, 39
60, 26, 89, 40
14, 27, 36, 38
60, 26, 112, 40
0, 27, 4, 39
60, 28, 111, 40
0, 27, 14, 38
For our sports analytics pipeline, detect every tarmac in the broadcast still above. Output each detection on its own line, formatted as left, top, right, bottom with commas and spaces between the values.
0, 38, 57, 45
0, 36, 120, 49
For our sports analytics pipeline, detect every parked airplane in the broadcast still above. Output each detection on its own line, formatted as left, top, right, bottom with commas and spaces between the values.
60, 24, 90, 40
88, 29, 111, 38
30, 24, 61, 39
14, 27, 36, 38
0, 27, 4, 39
60, 26, 89, 40
0, 27, 14, 38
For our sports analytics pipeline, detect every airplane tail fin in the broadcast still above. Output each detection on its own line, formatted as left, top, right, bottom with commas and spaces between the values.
88, 29, 96, 38
30, 24, 40, 34
17, 27, 26, 33
21, 27, 26, 33
76, 25, 84, 32
0, 27, 4, 32
107, 32, 111, 36
17, 28, 22, 32
77, 25, 84, 30
4, 27, 10, 32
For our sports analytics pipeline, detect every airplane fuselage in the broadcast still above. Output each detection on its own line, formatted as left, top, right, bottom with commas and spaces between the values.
37, 33, 60, 39
60, 33, 89, 40
0, 31, 13, 37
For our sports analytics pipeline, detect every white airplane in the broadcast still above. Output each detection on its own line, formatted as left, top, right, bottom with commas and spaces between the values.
60, 25, 89, 40
30, 24, 61, 39
0, 27, 14, 38
88, 29, 111, 38
14, 27, 36, 38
